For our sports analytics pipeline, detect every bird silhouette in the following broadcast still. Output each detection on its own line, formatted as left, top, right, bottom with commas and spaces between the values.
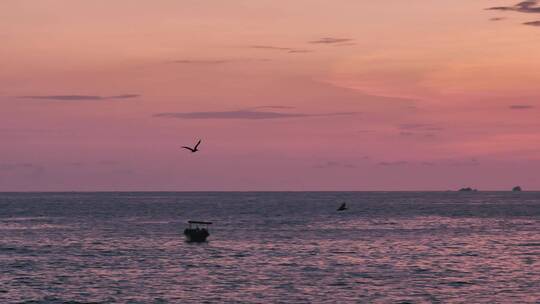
337, 202, 348, 211
182, 139, 201, 153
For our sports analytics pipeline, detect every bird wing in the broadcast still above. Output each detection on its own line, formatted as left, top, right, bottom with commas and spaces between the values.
181, 146, 195, 151
194, 139, 201, 149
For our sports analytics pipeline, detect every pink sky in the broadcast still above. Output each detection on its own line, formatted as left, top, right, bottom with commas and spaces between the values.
1, 0, 540, 191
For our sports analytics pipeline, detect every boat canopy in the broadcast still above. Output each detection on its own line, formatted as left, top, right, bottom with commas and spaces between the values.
188, 221, 213, 225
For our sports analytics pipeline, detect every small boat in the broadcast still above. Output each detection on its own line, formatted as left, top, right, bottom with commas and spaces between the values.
337, 202, 348, 211
184, 221, 212, 243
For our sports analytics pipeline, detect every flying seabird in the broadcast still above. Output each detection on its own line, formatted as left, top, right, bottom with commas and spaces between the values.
337, 202, 348, 211
182, 139, 201, 153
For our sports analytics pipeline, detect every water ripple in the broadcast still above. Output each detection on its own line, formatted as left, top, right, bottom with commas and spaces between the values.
0, 192, 539, 303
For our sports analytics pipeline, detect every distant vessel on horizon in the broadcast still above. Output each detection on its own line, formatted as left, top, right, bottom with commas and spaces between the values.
512, 186, 522, 192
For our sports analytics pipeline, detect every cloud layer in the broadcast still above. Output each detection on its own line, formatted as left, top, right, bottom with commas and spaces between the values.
0, 162, 44, 176
250, 45, 312, 53
18, 94, 140, 101
169, 58, 271, 64
487, 0, 540, 13
487, 1, 540, 26
509, 104, 535, 109
308, 37, 354, 44
398, 123, 444, 131
170, 59, 232, 64
154, 110, 357, 120
524, 20, 540, 26
314, 161, 357, 169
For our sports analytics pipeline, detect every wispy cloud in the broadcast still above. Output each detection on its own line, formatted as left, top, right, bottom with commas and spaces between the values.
448, 158, 480, 167
251, 45, 291, 51
250, 45, 312, 53
399, 131, 414, 137
67, 160, 121, 167
398, 123, 444, 132
377, 161, 409, 166
524, 20, 540, 26
170, 59, 232, 64
168, 58, 271, 64
509, 104, 535, 109
333, 43, 356, 47
287, 49, 314, 53
374, 159, 481, 167
0, 128, 71, 134
153, 110, 358, 120
487, 1, 540, 26
308, 37, 354, 44
487, 0, 540, 13
0, 163, 44, 176
0, 163, 35, 171
18, 94, 140, 101
249, 105, 296, 110
314, 161, 357, 169
397, 124, 441, 139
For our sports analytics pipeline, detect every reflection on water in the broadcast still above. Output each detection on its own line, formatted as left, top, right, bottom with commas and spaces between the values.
0, 192, 539, 303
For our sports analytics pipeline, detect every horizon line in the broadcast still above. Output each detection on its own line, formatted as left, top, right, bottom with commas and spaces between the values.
0, 190, 536, 193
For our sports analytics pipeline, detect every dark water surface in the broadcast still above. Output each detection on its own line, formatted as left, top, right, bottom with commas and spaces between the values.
1, 192, 539, 303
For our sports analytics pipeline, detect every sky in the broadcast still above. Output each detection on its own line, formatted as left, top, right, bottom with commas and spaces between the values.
1, 0, 540, 191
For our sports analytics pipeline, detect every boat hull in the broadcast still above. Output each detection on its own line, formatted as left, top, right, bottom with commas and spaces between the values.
184, 228, 209, 243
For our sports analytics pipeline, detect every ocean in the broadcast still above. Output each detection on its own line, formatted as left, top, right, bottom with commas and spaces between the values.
1, 192, 539, 303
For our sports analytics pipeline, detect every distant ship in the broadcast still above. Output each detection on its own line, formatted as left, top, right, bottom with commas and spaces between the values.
184, 221, 212, 242
512, 186, 522, 192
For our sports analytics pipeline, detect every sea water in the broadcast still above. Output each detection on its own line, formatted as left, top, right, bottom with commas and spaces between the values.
1, 192, 539, 303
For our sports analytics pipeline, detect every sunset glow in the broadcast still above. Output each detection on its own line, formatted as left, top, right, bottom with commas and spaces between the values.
2, 0, 540, 190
